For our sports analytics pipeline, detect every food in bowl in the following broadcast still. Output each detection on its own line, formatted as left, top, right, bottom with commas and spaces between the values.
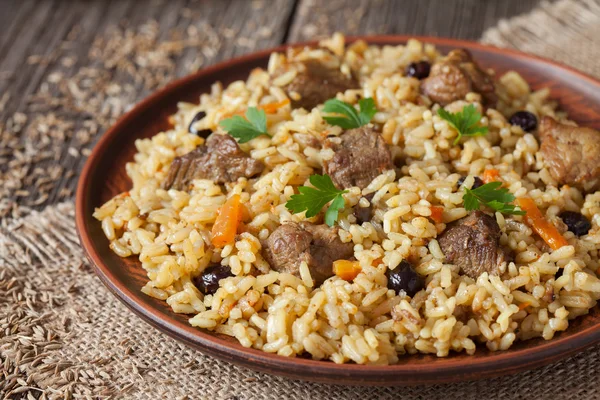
93, 33, 600, 364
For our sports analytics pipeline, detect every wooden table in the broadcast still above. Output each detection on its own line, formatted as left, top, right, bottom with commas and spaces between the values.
0, 0, 549, 212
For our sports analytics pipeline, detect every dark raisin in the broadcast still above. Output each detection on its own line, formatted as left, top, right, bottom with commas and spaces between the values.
559, 211, 591, 237
386, 260, 424, 297
353, 193, 375, 224
457, 176, 483, 189
193, 264, 233, 295
405, 61, 431, 80
188, 111, 212, 138
555, 267, 564, 279
509, 111, 538, 132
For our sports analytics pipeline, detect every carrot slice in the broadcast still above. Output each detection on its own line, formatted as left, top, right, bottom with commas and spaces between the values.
518, 302, 531, 311
260, 98, 290, 114
333, 260, 362, 281
211, 194, 242, 248
236, 203, 249, 234
515, 197, 568, 250
429, 206, 444, 224
482, 168, 500, 184
223, 99, 291, 118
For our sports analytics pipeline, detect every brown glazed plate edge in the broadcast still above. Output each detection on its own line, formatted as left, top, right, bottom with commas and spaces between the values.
75, 35, 600, 386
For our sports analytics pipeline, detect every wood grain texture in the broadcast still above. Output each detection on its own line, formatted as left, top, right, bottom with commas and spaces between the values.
287, 0, 551, 41
76, 37, 600, 385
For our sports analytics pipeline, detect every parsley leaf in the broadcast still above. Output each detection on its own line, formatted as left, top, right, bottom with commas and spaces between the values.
285, 174, 348, 227
463, 181, 526, 215
322, 98, 377, 129
325, 194, 346, 227
437, 104, 489, 145
219, 107, 270, 143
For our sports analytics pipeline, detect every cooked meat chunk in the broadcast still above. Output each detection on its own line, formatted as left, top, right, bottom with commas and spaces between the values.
162, 134, 264, 190
274, 59, 359, 110
438, 211, 512, 279
421, 49, 496, 106
452, 305, 471, 323
539, 116, 600, 192
262, 222, 354, 285
323, 127, 393, 189
421, 63, 470, 106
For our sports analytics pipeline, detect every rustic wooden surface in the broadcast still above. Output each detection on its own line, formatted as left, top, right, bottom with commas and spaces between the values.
0, 0, 550, 211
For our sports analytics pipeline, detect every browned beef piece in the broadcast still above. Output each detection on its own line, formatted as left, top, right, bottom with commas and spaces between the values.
452, 305, 472, 323
323, 127, 393, 189
421, 49, 496, 106
438, 211, 512, 279
162, 134, 264, 191
539, 116, 600, 192
275, 59, 359, 110
262, 222, 354, 285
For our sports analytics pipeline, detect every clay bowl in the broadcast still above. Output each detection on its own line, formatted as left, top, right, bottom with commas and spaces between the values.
76, 36, 600, 386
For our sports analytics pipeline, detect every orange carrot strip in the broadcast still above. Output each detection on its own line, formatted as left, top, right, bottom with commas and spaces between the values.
430, 206, 444, 224
518, 302, 531, 311
237, 203, 249, 234
260, 98, 290, 114
333, 260, 362, 281
222, 99, 291, 118
515, 197, 568, 250
482, 168, 500, 184
211, 194, 242, 248
236, 203, 250, 234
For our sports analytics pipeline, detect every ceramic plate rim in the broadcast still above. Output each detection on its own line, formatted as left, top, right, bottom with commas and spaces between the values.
75, 35, 600, 385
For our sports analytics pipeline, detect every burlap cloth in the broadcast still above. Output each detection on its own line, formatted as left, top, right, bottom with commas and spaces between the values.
2, 0, 600, 398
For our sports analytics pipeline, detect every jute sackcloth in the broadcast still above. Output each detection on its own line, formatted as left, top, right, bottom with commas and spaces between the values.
2, 0, 600, 398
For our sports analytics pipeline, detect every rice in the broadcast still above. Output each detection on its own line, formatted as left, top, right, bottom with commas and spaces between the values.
93, 34, 600, 364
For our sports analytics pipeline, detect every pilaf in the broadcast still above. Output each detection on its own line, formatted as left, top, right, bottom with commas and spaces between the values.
93, 33, 600, 364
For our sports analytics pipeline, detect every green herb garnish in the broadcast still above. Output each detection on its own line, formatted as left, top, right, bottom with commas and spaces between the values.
219, 107, 270, 143
437, 104, 488, 145
322, 98, 377, 129
285, 174, 348, 227
463, 181, 525, 215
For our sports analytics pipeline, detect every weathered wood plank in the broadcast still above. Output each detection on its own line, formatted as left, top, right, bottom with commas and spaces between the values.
287, 0, 549, 42
0, 0, 38, 60
0, 0, 297, 212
